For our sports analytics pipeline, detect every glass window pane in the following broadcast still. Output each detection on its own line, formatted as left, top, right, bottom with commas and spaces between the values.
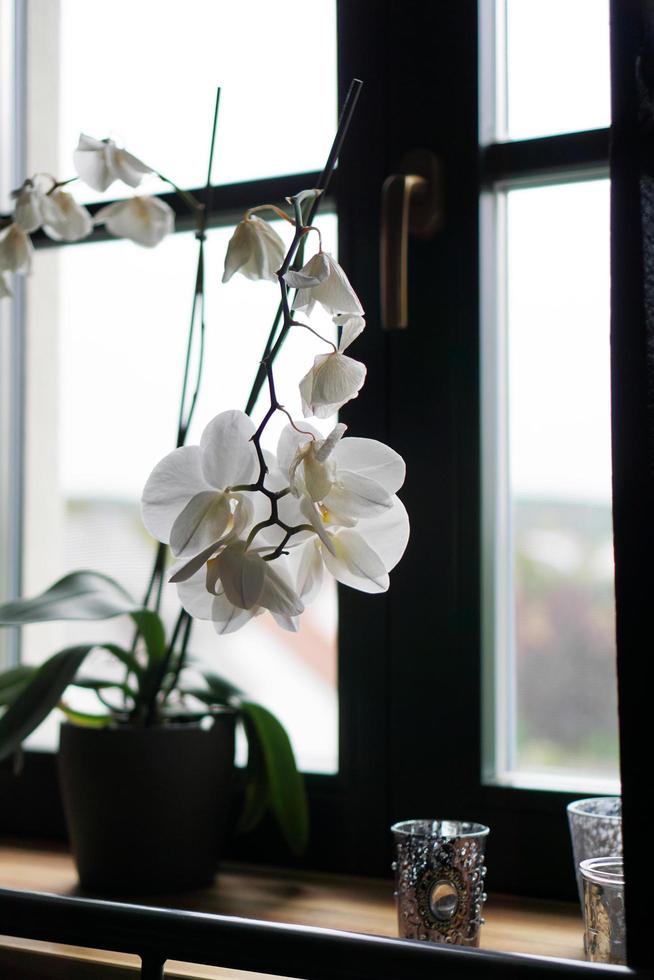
23, 216, 339, 774
499, 178, 618, 789
27, 0, 336, 200
503, 0, 610, 141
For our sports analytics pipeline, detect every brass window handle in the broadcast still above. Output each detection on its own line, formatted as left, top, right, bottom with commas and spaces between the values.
380, 150, 443, 330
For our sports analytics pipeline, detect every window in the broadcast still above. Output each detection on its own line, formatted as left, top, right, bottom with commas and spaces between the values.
2, 7, 652, 955
480, 1, 618, 793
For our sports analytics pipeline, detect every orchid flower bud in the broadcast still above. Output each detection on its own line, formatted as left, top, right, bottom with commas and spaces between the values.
73, 134, 151, 192
222, 215, 286, 283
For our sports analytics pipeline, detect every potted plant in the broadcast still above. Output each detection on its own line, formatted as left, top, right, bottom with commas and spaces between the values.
0, 82, 410, 893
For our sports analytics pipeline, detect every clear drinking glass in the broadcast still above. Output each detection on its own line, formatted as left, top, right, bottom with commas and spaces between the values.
391, 820, 489, 946
567, 797, 622, 906
580, 857, 626, 964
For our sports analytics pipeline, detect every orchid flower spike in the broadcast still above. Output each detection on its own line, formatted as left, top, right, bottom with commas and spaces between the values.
222, 214, 286, 283
298, 314, 367, 418
73, 134, 151, 192
285, 252, 364, 317
94, 196, 174, 247
0, 223, 33, 276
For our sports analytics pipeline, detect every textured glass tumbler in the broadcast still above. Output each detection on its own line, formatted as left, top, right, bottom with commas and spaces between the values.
580, 857, 626, 964
567, 798, 622, 906
391, 820, 489, 946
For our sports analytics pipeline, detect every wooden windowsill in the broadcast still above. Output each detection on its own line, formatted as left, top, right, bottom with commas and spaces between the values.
0, 840, 584, 977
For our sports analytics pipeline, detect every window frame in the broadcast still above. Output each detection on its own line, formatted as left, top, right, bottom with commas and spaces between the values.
1, 9, 653, 971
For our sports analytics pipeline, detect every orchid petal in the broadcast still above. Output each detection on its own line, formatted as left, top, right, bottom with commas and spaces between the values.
95, 197, 174, 247
299, 497, 336, 555
259, 562, 304, 618
199, 410, 258, 489
212, 593, 257, 634
13, 186, 43, 233
294, 252, 364, 316
169, 539, 223, 583
222, 216, 285, 283
335, 314, 365, 352
301, 352, 366, 419
217, 544, 266, 610
295, 540, 324, 605
73, 134, 115, 191
0, 273, 12, 299
0, 224, 33, 275
276, 422, 319, 475
173, 566, 214, 618
169, 490, 232, 557
332, 437, 406, 494
41, 190, 93, 242
356, 497, 410, 572
141, 444, 210, 544
284, 252, 330, 288
271, 612, 300, 632
324, 471, 393, 520
322, 529, 389, 594
108, 145, 151, 187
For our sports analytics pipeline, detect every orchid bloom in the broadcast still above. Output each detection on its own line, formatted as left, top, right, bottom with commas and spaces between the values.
73, 134, 151, 192
276, 421, 409, 596
12, 183, 43, 233
222, 215, 285, 283
141, 410, 259, 559
285, 251, 364, 316
298, 314, 366, 418
95, 196, 174, 247
0, 223, 33, 275
40, 189, 93, 242
171, 541, 304, 634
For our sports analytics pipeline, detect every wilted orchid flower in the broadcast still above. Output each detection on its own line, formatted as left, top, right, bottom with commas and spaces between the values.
298, 314, 366, 418
222, 214, 285, 283
40, 189, 93, 242
94, 196, 174, 247
285, 252, 364, 316
0, 273, 11, 298
141, 410, 259, 559
171, 541, 304, 635
12, 182, 43, 233
0, 223, 33, 275
73, 134, 151, 192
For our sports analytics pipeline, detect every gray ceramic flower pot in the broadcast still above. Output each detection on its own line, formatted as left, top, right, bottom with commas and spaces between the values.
57, 713, 235, 894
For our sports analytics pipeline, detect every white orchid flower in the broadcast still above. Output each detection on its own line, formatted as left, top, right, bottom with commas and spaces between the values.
285, 252, 364, 316
298, 314, 367, 418
94, 196, 174, 247
141, 410, 259, 558
171, 542, 304, 634
278, 420, 404, 527
222, 215, 285, 283
297, 495, 410, 596
0, 223, 33, 275
73, 134, 151, 192
0, 273, 12, 299
12, 183, 43, 233
40, 189, 93, 242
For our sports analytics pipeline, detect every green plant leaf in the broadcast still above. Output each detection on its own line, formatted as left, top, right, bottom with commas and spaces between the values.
236, 709, 269, 836
0, 666, 35, 707
238, 701, 309, 854
102, 644, 143, 678
70, 677, 136, 698
0, 572, 136, 625
201, 671, 243, 702
0, 645, 96, 762
130, 610, 166, 663
58, 704, 112, 728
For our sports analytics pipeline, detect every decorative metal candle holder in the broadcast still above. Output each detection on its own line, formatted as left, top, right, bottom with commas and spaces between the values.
580, 857, 626, 965
391, 819, 489, 947
567, 797, 622, 906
